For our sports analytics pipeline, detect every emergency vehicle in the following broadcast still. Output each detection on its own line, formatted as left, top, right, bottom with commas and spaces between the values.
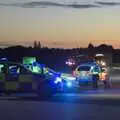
74, 61, 111, 89
74, 62, 100, 88
22, 57, 76, 89
0, 61, 63, 97
22, 57, 48, 74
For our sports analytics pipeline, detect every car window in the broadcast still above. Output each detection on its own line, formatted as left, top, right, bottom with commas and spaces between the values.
0, 64, 5, 73
78, 66, 91, 71
92, 66, 101, 73
7, 64, 20, 74
19, 66, 30, 74
8, 65, 18, 74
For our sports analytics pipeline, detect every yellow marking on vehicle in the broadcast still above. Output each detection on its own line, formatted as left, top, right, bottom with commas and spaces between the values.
19, 75, 33, 83
0, 74, 5, 82
5, 81, 19, 90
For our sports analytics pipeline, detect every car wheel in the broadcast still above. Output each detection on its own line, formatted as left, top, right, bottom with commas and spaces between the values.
4, 91, 11, 95
37, 82, 54, 98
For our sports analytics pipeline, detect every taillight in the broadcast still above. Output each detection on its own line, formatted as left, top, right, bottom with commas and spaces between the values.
86, 71, 89, 74
73, 71, 76, 76
86, 71, 91, 75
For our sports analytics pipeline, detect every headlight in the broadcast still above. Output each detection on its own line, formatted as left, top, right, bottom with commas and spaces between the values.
61, 73, 76, 81
61, 76, 76, 81
54, 77, 62, 84
66, 82, 72, 87
67, 76, 76, 81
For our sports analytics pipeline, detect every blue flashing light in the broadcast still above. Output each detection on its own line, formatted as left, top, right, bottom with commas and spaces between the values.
49, 72, 54, 76
54, 80, 58, 84
66, 82, 72, 87
0, 58, 8, 61
54, 77, 62, 84
67, 76, 76, 81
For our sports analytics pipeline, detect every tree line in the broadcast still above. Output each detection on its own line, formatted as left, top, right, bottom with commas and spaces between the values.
0, 43, 119, 71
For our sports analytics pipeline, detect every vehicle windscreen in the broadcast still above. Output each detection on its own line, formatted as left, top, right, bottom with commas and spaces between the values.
78, 66, 91, 71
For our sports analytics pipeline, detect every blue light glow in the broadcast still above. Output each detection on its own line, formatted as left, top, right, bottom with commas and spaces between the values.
54, 77, 62, 84
66, 82, 72, 87
67, 76, 76, 81
0, 58, 8, 61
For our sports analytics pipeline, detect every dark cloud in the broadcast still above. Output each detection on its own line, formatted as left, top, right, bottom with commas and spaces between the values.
96, 1, 120, 6
22, 1, 64, 7
23, 2, 99, 9
67, 4, 99, 8
0, 3, 22, 7
0, 1, 99, 9
1, 1, 120, 9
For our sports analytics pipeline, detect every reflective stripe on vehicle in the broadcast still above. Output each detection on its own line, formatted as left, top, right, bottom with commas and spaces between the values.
0, 74, 5, 82
0, 74, 38, 91
18, 75, 33, 83
5, 81, 19, 90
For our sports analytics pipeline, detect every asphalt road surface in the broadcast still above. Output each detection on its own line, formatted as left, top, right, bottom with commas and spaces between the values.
0, 91, 120, 120
0, 67, 120, 120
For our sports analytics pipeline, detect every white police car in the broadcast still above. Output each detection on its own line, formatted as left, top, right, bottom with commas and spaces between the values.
74, 62, 101, 89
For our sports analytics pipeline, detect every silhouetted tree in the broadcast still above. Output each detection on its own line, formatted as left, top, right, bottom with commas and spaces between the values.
88, 42, 94, 49
38, 41, 41, 48
96, 44, 113, 53
34, 40, 38, 48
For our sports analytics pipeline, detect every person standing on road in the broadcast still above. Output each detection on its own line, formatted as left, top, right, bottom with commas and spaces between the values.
101, 67, 112, 89
91, 65, 101, 90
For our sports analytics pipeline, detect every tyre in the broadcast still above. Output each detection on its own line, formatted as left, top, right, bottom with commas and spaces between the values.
37, 82, 55, 98
4, 91, 11, 95
92, 75, 99, 90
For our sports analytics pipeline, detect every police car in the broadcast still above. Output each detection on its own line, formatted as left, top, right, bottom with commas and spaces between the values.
60, 73, 76, 88
0, 61, 63, 97
74, 62, 103, 89
22, 57, 76, 90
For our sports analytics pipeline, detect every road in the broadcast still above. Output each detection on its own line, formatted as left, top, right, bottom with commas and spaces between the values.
0, 91, 120, 120
0, 67, 120, 120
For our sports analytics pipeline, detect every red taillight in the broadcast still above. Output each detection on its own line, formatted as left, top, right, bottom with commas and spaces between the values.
86, 71, 89, 75
86, 71, 92, 75
73, 71, 76, 76
86, 71, 89, 74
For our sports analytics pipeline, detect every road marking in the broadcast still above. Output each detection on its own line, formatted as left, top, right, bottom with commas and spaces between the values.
0, 96, 20, 100
55, 91, 120, 99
